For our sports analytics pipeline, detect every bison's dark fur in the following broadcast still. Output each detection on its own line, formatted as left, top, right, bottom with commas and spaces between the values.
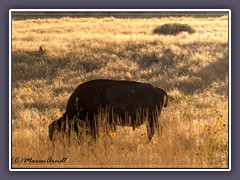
49, 79, 168, 142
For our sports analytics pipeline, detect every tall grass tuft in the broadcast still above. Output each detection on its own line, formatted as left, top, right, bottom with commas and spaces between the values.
153, 23, 196, 35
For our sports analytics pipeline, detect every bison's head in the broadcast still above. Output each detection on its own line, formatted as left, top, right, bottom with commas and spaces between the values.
48, 113, 86, 141
48, 119, 61, 141
48, 122, 54, 141
48, 113, 69, 141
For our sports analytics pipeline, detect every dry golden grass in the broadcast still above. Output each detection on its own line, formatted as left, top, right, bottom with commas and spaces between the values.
11, 14, 229, 169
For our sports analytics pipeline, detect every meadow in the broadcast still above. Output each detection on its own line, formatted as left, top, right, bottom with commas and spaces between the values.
11, 13, 229, 169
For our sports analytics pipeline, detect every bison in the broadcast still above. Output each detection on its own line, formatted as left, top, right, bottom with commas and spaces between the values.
49, 79, 168, 142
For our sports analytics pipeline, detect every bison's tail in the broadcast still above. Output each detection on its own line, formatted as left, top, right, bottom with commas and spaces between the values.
156, 87, 168, 107
163, 91, 168, 107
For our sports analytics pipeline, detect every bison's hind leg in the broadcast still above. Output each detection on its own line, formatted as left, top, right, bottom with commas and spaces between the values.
146, 119, 155, 141
146, 116, 160, 142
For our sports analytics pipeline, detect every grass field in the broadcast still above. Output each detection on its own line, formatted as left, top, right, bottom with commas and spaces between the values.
11, 13, 229, 169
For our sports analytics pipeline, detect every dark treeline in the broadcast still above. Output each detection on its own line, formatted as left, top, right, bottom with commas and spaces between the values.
11, 11, 228, 20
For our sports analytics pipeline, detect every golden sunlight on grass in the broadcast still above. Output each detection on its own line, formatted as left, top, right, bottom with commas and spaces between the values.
11, 13, 229, 169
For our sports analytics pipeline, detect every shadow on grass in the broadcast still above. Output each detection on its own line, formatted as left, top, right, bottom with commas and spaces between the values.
172, 55, 228, 96
136, 42, 228, 95
11, 49, 107, 84
12, 51, 64, 83
11, 41, 229, 97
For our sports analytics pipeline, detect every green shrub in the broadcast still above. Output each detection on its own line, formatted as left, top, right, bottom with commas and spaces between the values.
153, 23, 196, 35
